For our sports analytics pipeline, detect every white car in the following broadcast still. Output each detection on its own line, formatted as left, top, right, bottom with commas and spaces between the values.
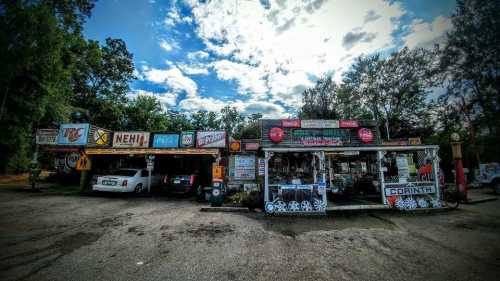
93, 169, 161, 193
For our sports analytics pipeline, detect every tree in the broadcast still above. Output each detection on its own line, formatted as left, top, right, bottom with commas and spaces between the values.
220, 106, 243, 138
125, 95, 168, 131
191, 110, 220, 130
299, 76, 341, 119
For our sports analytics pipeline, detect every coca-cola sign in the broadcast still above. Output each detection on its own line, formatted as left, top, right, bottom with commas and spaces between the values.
196, 131, 226, 148
357, 128, 374, 144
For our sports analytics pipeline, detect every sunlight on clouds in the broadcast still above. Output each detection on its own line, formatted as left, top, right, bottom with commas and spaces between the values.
402, 16, 452, 49
143, 66, 198, 97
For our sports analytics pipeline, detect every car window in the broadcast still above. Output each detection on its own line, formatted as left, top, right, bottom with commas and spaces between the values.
141, 170, 149, 177
112, 170, 138, 177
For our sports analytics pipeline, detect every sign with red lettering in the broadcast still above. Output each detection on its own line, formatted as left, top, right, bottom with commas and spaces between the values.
57, 124, 90, 145
112, 132, 150, 148
357, 128, 374, 144
339, 120, 359, 128
269, 127, 284, 143
245, 142, 259, 151
196, 131, 226, 148
301, 120, 339, 128
281, 119, 301, 128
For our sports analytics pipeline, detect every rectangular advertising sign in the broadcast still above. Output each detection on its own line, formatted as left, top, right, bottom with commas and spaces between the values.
281, 119, 301, 128
301, 119, 340, 128
153, 134, 179, 148
196, 131, 226, 148
180, 131, 195, 147
112, 132, 150, 148
36, 129, 58, 145
384, 183, 436, 196
57, 123, 90, 145
339, 120, 359, 128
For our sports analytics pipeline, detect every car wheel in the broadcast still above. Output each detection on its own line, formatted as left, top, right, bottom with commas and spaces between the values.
134, 184, 143, 194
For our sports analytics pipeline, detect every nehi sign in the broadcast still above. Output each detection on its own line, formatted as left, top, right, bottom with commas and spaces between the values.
113, 132, 150, 148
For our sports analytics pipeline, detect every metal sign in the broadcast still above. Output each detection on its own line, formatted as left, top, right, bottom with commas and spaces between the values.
196, 131, 226, 148
180, 131, 195, 147
229, 141, 241, 152
65, 152, 80, 169
339, 120, 359, 128
36, 129, 58, 145
384, 183, 436, 196
76, 154, 91, 171
146, 161, 154, 170
153, 134, 179, 148
113, 132, 150, 148
282, 119, 301, 128
301, 120, 339, 129
234, 155, 255, 180
245, 142, 259, 151
258, 158, 265, 176
212, 165, 224, 179
57, 124, 90, 145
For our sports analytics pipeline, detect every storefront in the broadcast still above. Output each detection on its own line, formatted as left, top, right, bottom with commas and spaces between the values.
260, 119, 441, 214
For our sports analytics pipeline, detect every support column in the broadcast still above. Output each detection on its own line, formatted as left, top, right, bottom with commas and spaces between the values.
377, 151, 387, 204
264, 151, 273, 203
431, 148, 441, 201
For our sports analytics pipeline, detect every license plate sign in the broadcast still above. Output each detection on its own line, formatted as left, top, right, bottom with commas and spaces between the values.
102, 180, 116, 186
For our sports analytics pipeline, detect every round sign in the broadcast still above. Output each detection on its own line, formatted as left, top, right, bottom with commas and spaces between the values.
212, 189, 220, 196
229, 141, 241, 152
65, 152, 80, 169
94, 129, 108, 145
357, 128, 374, 144
269, 127, 284, 143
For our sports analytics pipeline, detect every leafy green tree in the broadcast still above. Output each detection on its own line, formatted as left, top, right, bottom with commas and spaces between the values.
235, 113, 262, 139
191, 110, 220, 130
220, 106, 244, 138
125, 95, 168, 131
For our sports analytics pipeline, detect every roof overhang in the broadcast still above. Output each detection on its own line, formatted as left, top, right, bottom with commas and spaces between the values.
85, 148, 220, 156
262, 145, 439, 153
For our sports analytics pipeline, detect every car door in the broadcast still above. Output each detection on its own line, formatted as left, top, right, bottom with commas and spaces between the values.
140, 169, 149, 186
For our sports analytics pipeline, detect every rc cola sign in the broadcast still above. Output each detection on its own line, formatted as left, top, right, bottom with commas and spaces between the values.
57, 124, 90, 145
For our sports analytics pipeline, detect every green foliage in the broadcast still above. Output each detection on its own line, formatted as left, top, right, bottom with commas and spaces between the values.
125, 95, 168, 131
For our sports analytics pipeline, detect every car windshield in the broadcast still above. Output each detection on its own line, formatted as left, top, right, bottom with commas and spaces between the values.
111, 170, 137, 177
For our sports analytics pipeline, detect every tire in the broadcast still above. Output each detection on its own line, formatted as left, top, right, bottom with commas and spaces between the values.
134, 184, 144, 194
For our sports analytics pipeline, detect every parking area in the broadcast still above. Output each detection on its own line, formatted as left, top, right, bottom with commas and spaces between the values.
1, 185, 499, 281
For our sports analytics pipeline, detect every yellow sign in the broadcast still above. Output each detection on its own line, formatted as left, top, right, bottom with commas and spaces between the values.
76, 154, 91, 171
94, 129, 109, 145
212, 165, 224, 179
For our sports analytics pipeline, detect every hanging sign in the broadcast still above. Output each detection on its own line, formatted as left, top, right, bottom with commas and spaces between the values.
269, 127, 284, 143
76, 154, 91, 171
384, 183, 436, 196
36, 129, 58, 145
180, 131, 195, 147
339, 120, 359, 128
113, 132, 150, 148
57, 124, 90, 145
357, 128, 374, 144
153, 134, 179, 148
301, 120, 339, 129
282, 119, 301, 128
229, 140, 241, 152
245, 142, 259, 151
197, 131, 226, 148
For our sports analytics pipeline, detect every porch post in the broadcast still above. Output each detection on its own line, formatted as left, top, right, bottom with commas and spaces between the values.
377, 150, 387, 205
319, 151, 327, 205
264, 151, 273, 203
431, 148, 440, 201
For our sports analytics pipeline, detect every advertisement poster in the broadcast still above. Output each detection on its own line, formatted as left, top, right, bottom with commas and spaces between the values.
180, 131, 195, 147
36, 129, 58, 145
396, 155, 410, 183
301, 120, 339, 128
258, 158, 265, 176
153, 134, 179, 148
57, 123, 90, 145
196, 131, 226, 148
281, 119, 301, 128
113, 132, 150, 148
234, 155, 255, 180
87, 126, 112, 147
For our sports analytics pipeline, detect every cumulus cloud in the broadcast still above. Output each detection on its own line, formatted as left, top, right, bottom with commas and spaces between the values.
178, 63, 209, 75
143, 66, 198, 97
187, 50, 210, 60
402, 16, 452, 49
159, 39, 176, 52
128, 89, 178, 108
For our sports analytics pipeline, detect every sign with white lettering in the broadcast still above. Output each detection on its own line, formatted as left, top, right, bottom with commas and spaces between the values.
234, 155, 255, 180
180, 131, 195, 147
301, 120, 339, 129
196, 131, 226, 148
112, 132, 150, 148
57, 124, 90, 145
36, 129, 58, 145
384, 183, 436, 196
153, 134, 179, 148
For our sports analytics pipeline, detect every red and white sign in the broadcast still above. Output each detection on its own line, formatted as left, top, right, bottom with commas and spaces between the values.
339, 120, 359, 128
281, 119, 301, 128
113, 132, 150, 148
357, 128, 374, 144
269, 127, 284, 143
301, 119, 339, 128
245, 142, 259, 150
196, 131, 226, 148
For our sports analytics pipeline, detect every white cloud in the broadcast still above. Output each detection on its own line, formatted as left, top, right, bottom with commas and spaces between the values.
187, 50, 210, 60
179, 96, 226, 112
178, 63, 209, 75
402, 16, 452, 49
185, 0, 407, 105
164, 6, 193, 27
128, 89, 178, 108
143, 66, 198, 97
159, 39, 175, 52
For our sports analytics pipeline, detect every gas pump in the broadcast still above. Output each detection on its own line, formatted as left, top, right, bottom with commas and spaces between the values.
209, 178, 225, 207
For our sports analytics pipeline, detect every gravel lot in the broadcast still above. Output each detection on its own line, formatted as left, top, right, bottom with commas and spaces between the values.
0, 186, 499, 281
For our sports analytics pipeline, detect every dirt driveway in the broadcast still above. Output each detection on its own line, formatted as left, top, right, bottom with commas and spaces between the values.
0, 186, 499, 281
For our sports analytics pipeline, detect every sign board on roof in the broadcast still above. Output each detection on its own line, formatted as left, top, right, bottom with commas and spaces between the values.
196, 131, 226, 148
301, 120, 339, 128
180, 131, 195, 147
339, 120, 359, 128
153, 134, 179, 148
245, 142, 259, 151
282, 119, 301, 128
57, 124, 90, 145
87, 126, 112, 147
36, 129, 58, 145
113, 132, 149, 148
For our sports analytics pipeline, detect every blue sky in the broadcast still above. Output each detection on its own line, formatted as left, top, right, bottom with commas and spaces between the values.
84, 0, 456, 117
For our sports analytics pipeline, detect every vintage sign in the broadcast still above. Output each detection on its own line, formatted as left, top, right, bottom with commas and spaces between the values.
301, 120, 339, 129
339, 120, 359, 128
292, 129, 347, 146
408, 137, 422, 145
76, 154, 91, 171
65, 152, 80, 169
281, 119, 301, 128
269, 127, 284, 143
153, 134, 179, 148
357, 128, 374, 144
384, 183, 436, 196
36, 129, 58, 145
258, 158, 265, 176
113, 132, 150, 148
87, 126, 111, 147
196, 131, 226, 148
180, 131, 195, 147
57, 124, 90, 145
229, 140, 241, 152
245, 142, 259, 151
212, 164, 224, 179
234, 155, 255, 180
